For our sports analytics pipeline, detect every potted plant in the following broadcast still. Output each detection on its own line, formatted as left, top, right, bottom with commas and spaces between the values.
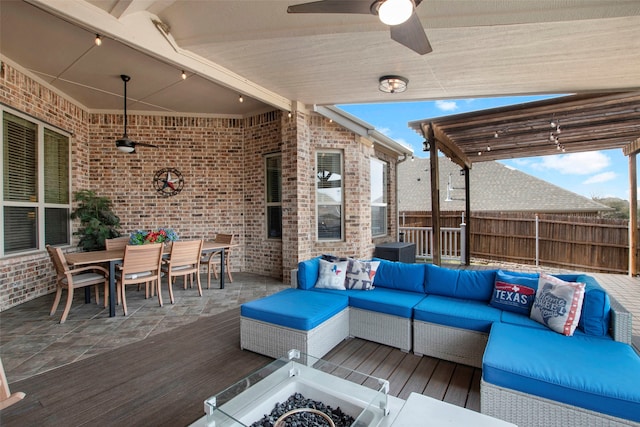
70, 190, 121, 251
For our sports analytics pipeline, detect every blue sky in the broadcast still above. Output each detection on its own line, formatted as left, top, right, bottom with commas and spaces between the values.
339, 96, 628, 201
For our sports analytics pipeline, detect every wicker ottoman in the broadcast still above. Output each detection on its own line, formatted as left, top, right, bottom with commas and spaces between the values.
240, 288, 350, 360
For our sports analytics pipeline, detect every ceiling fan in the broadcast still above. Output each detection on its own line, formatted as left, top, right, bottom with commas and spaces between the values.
115, 74, 158, 153
287, 0, 432, 55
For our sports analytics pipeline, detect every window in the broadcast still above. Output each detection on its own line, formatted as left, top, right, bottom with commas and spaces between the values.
371, 158, 388, 237
265, 154, 282, 239
316, 151, 343, 240
1, 109, 70, 255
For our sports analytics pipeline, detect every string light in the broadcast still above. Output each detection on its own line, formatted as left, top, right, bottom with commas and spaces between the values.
238, 94, 244, 103
94, 34, 102, 46
288, 111, 292, 118
181, 70, 187, 80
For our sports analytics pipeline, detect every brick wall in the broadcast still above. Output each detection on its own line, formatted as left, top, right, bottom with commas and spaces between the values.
0, 62, 403, 311
0, 62, 90, 309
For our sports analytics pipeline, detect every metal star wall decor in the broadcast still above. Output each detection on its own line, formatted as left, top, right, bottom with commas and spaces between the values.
153, 168, 184, 197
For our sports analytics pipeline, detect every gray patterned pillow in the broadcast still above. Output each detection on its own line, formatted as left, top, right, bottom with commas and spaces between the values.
530, 273, 585, 336
344, 259, 380, 290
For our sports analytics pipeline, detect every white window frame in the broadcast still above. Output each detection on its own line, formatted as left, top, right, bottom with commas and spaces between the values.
316, 150, 343, 241
0, 106, 71, 256
371, 158, 388, 238
264, 153, 282, 239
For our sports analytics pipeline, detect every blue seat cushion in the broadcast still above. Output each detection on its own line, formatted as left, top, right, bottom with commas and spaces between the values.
484, 323, 640, 423
413, 295, 502, 332
347, 287, 426, 318
240, 288, 348, 331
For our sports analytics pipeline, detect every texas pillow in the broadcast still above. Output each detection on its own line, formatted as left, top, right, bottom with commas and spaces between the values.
489, 270, 538, 315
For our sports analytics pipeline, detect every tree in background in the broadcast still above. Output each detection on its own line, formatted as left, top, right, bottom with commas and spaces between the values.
593, 197, 632, 219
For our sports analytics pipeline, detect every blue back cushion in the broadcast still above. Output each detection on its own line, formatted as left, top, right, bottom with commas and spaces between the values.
297, 257, 320, 290
555, 273, 610, 336
372, 258, 426, 293
425, 265, 497, 301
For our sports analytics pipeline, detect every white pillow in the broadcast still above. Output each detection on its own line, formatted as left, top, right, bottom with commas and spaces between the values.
314, 259, 348, 290
530, 273, 585, 336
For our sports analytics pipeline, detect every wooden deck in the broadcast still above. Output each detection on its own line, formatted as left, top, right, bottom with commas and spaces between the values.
0, 308, 480, 426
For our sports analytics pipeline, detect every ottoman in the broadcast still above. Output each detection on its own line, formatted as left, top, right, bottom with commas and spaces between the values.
240, 288, 349, 360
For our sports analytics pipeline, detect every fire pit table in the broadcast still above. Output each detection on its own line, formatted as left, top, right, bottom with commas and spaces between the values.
189, 350, 402, 427
189, 350, 516, 427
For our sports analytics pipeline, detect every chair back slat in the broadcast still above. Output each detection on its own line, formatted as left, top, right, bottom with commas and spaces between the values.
46, 245, 69, 277
121, 244, 163, 278
167, 240, 203, 267
214, 233, 234, 245
105, 236, 130, 250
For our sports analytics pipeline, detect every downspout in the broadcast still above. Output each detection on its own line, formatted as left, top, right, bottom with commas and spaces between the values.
396, 153, 412, 241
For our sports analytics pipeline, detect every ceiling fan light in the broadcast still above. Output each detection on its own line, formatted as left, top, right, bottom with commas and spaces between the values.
116, 138, 135, 154
379, 75, 408, 93
378, 0, 413, 26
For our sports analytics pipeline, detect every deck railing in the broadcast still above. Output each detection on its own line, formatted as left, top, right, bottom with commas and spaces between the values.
399, 225, 465, 262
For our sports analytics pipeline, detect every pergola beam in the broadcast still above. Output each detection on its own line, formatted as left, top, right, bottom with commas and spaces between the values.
624, 138, 640, 276
408, 92, 640, 275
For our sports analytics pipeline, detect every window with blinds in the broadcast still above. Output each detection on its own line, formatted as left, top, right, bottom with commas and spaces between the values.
265, 154, 282, 239
371, 158, 388, 237
316, 151, 343, 240
2, 109, 70, 255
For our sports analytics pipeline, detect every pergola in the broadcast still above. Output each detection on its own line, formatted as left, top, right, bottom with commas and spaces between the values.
408, 91, 640, 275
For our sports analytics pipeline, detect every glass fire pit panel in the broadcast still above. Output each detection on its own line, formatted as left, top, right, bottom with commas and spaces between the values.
201, 350, 389, 427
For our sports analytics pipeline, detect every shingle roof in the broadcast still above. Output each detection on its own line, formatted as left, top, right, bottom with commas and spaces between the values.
398, 157, 612, 213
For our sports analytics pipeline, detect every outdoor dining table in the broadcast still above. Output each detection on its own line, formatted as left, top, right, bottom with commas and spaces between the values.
65, 241, 234, 317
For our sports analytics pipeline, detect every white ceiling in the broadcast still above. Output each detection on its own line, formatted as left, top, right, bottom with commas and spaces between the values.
1, 0, 640, 116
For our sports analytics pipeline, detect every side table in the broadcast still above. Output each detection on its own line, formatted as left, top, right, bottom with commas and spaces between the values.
390, 393, 516, 426
375, 242, 416, 263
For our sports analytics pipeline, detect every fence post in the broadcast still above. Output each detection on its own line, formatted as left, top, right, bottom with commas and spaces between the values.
460, 222, 466, 264
535, 214, 539, 267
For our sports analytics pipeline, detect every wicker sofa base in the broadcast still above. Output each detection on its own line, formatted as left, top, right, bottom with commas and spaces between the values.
413, 320, 488, 368
240, 308, 349, 360
349, 308, 412, 352
481, 379, 640, 427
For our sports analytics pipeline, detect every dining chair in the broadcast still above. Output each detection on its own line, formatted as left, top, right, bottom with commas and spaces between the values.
105, 235, 130, 250
0, 356, 25, 410
162, 239, 204, 304
117, 243, 164, 315
46, 245, 109, 323
200, 233, 234, 289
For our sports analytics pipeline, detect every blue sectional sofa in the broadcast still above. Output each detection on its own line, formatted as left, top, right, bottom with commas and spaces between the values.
240, 257, 640, 427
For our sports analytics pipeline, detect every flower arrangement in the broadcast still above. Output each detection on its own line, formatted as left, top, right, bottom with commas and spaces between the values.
129, 228, 178, 245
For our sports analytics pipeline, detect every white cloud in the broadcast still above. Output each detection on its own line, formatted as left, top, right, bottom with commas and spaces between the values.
377, 127, 392, 137
436, 100, 458, 112
531, 151, 611, 175
583, 171, 617, 185
510, 158, 532, 167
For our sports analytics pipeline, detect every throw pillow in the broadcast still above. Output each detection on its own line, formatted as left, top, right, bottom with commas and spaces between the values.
530, 273, 585, 336
489, 270, 538, 315
344, 259, 380, 290
314, 259, 348, 290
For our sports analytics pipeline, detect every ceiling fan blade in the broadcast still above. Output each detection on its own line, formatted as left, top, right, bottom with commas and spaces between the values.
135, 142, 158, 148
287, 0, 373, 15
390, 12, 432, 55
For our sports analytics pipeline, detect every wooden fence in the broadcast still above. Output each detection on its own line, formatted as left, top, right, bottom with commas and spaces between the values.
400, 211, 635, 274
